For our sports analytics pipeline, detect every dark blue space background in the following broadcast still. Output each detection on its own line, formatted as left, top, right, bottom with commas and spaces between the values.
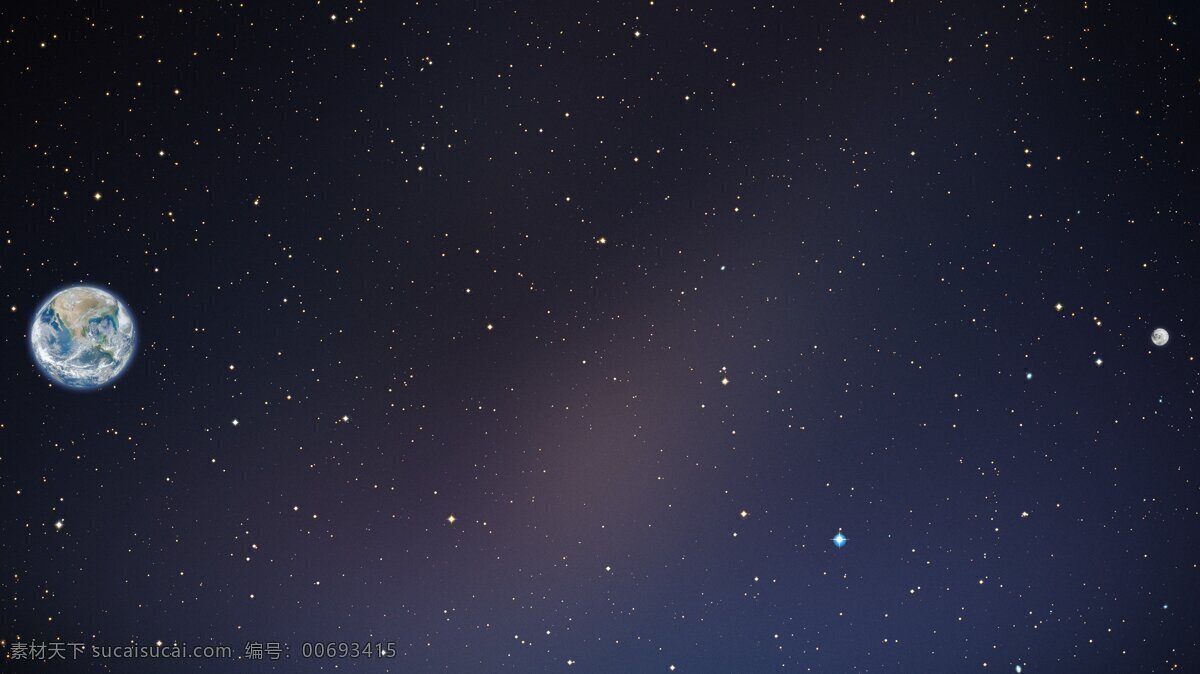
1, 1, 1197, 672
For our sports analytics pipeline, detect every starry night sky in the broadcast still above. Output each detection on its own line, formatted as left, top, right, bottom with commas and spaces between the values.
1, 1, 1198, 672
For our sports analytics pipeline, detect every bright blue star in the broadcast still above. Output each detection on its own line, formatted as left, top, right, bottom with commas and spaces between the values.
832, 531, 847, 548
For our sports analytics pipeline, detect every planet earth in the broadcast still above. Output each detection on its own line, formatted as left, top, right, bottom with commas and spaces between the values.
29, 285, 136, 389
1152, 327, 1170, 347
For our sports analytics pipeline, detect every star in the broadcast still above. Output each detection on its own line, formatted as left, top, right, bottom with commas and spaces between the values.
832, 531, 847, 548
739, 510, 748, 519
446, 514, 456, 524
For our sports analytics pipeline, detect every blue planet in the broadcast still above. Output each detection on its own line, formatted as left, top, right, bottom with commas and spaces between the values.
29, 285, 136, 390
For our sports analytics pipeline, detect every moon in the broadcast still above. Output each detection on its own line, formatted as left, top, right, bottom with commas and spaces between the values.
1151, 328, 1169, 347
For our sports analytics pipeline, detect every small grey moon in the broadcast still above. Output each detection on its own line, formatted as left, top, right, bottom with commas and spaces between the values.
1151, 328, 1169, 347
